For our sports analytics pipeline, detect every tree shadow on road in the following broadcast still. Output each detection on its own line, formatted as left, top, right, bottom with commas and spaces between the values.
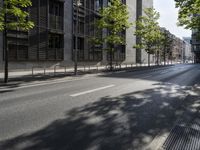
0, 83, 199, 150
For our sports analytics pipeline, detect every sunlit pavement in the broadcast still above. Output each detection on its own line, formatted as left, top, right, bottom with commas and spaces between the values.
0, 64, 200, 150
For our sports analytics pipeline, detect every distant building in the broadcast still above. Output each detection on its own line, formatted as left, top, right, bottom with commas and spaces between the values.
183, 37, 193, 63
160, 28, 187, 63
191, 29, 200, 63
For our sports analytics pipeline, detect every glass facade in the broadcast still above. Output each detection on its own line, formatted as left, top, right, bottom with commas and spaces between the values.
6, 0, 127, 62
73, 0, 126, 62
191, 29, 200, 63
6, 0, 64, 61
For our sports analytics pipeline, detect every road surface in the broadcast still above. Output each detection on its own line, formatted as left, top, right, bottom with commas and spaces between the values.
0, 64, 200, 150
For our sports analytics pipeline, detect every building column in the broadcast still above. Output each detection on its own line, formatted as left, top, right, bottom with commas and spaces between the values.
125, 0, 137, 64
63, 0, 73, 65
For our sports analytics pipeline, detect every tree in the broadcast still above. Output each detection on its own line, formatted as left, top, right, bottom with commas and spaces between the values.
160, 28, 174, 65
0, 0, 34, 83
134, 8, 162, 67
175, 0, 200, 29
94, 0, 131, 70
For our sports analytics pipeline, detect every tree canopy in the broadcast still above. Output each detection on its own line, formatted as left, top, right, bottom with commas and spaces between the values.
0, 0, 34, 31
94, 0, 131, 69
95, 0, 131, 46
175, 0, 200, 29
134, 8, 162, 66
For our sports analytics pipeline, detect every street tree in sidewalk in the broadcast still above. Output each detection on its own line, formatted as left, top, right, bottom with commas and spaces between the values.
160, 29, 174, 65
175, 0, 200, 30
0, 0, 34, 83
134, 8, 162, 67
94, 0, 131, 71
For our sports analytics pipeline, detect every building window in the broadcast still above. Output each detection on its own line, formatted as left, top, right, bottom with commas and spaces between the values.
107, 45, 126, 62
48, 33, 64, 60
49, 1, 64, 30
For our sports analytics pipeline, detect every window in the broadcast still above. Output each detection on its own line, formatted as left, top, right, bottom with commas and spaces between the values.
48, 33, 64, 60
49, 1, 64, 30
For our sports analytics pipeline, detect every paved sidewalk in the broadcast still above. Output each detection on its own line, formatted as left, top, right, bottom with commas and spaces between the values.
148, 84, 200, 150
0, 64, 173, 84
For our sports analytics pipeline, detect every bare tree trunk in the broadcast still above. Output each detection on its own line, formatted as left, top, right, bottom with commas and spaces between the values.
164, 48, 166, 66
148, 53, 150, 67
109, 47, 113, 71
4, 5, 8, 83
4, 29, 8, 83
156, 51, 159, 65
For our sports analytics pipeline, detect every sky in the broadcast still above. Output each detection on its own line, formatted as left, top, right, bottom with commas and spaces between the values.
154, 0, 191, 39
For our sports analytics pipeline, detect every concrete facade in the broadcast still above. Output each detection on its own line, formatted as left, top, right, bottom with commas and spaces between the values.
0, 0, 154, 70
63, 0, 73, 65
141, 0, 154, 64
125, 0, 137, 64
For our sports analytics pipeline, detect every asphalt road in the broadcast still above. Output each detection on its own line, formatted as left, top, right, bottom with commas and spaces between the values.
0, 64, 200, 150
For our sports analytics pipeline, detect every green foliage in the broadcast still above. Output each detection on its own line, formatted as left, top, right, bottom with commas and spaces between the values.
161, 30, 173, 54
175, 0, 200, 29
95, 0, 131, 51
134, 8, 162, 55
0, 0, 34, 31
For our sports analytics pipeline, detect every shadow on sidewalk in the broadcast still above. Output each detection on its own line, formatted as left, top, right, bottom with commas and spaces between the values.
0, 65, 173, 94
0, 83, 199, 150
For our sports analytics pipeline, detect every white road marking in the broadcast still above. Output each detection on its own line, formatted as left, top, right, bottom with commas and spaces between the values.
142, 75, 153, 78
70, 84, 115, 97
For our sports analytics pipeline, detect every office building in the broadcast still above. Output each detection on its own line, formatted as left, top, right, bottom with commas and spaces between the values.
0, 0, 153, 70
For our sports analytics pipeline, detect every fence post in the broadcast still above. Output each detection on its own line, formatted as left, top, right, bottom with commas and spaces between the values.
54, 66, 56, 75
44, 68, 46, 75
65, 66, 67, 73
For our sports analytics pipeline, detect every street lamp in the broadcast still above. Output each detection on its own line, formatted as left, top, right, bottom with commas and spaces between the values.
74, 0, 82, 75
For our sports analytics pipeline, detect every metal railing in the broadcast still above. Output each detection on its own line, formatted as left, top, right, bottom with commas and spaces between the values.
31, 63, 168, 77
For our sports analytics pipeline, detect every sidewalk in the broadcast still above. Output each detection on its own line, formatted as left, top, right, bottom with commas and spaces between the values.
0, 63, 174, 85
148, 84, 200, 150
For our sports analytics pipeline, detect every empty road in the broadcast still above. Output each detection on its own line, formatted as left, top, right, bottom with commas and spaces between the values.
0, 64, 200, 150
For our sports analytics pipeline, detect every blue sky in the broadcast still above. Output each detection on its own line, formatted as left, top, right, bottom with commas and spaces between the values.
154, 0, 191, 38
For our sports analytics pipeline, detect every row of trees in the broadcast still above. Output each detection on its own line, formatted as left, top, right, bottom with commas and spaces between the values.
95, 0, 174, 68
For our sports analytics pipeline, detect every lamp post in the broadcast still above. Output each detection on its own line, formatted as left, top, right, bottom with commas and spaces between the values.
74, 0, 81, 75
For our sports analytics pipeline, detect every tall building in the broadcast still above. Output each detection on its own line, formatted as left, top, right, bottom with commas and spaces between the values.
183, 37, 193, 63
0, 0, 153, 70
191, 29, 200, 63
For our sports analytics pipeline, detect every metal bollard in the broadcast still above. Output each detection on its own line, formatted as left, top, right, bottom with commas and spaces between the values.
44, 68, 46, 75
32, 67, 34, 77
54, 66, 56, 75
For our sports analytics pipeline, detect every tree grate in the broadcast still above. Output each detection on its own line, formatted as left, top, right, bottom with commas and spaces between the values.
162, 119, 200, 150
